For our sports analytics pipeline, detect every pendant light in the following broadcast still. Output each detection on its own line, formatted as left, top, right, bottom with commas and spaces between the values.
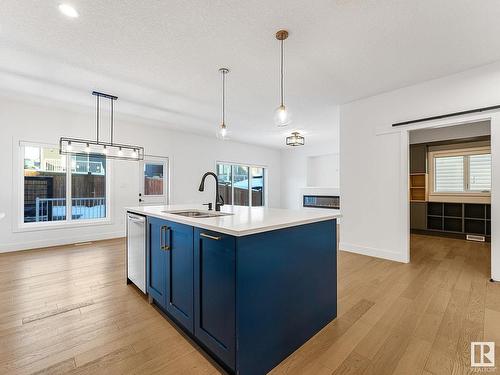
286, 132, 305, 146
217, 68, 230, 140
60, 91, 144, 160
274, 30, 292, 127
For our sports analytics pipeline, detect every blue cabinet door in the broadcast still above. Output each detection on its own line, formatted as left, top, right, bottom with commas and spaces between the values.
147, 217, 167, 308
194, 228, 236, 370
165, 221, 194, 333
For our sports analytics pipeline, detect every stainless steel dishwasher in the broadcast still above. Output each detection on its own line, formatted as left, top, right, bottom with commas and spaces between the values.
127, 212, 147, 293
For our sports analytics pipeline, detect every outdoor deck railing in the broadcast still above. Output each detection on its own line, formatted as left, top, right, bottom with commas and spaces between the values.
35, 197, 106, 221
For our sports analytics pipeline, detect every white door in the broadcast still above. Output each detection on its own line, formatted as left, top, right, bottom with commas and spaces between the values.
139, 158, 168, 205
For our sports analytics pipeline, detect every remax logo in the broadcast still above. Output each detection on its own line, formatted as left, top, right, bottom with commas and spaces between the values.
471, 342, 495, 369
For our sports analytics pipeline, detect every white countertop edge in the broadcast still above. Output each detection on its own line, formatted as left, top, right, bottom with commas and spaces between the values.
125, 205, 341, 237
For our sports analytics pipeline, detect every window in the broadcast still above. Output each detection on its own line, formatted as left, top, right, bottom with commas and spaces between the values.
21, 142, 110, 227
429, 146, 490, 199
216, 162, 266, 207
144, 163, 164, 196
71, 154, 107, 220
23, 145, 67, 223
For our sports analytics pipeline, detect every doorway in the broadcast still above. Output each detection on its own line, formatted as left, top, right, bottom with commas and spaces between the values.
139, 157, 169, 206
408, 121, 491, 275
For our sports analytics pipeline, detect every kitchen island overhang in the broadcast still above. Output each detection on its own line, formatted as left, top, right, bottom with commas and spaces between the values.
126, 205, 340, 375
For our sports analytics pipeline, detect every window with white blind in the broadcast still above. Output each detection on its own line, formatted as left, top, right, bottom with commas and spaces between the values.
469, 154, 491, 191
435, 156, 464, 192
430, 147, 491, 196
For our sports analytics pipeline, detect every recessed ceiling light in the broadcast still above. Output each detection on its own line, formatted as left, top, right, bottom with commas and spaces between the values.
58, 4, 79, 18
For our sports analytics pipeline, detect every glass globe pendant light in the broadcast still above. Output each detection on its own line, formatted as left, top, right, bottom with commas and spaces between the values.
274, 30, 292, 127
217, 68, 230, 140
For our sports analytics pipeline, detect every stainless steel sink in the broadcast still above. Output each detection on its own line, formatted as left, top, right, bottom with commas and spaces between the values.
161, 210, 233, 218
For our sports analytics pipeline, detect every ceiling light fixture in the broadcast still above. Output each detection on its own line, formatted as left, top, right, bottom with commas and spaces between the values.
217, 68, 230, 140
58, 4, 79, 18
286, 132, 305, 147
60, 91, 144, 160
274, 30, 292, 127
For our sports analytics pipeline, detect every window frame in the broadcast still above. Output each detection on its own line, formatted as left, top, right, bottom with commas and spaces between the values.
16, 140, 112, 232
428, 145, 491, 203
215, 161, 268, 207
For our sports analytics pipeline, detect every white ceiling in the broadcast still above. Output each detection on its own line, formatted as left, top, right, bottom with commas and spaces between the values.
1, 0, 500, 148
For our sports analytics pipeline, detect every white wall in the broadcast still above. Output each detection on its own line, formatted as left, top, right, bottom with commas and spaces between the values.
307, 154, 339, 187
340, 61, 500, 280
0, 95, 281, 252
280, 142, 340, 209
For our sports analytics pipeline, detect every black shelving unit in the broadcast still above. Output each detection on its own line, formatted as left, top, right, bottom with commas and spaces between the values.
426, 202, 490, 238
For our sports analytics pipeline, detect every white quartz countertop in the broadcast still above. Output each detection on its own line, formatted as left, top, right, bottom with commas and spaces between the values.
126, 204, 341, 237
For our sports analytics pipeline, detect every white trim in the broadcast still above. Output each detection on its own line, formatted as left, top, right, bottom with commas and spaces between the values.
400, 130, 410, 263
216, 160, 268, 169
340, 242, 407, 263
14, 218, 113, 233
490, 113, 500, 281
0, 231, 125, 253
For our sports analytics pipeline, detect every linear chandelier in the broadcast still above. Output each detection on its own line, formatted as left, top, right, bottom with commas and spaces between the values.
59, 91, 144, 161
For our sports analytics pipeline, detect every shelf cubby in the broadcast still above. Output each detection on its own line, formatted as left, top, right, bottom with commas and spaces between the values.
464, 204, 485, 219
424, 202, 491, 238
427, 202, 443, 216
444, 218, 463, 232
444, 203, 462, 218
427, 216, 443, 231
409, 173, 428, 202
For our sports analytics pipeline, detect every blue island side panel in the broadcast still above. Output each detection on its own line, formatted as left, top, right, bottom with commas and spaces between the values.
235, 219, 337, 375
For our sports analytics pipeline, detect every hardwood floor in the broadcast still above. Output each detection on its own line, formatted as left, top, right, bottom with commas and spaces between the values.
0, 234, 497, 374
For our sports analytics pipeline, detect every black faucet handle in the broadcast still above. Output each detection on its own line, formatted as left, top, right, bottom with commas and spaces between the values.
203, 202, 213, 211
219, 195, 225, 207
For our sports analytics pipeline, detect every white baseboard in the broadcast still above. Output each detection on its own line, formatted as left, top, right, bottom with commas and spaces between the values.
339, 242, 408, 263
0, 231, 126, 253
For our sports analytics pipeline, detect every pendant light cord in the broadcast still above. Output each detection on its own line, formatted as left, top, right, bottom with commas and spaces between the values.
96, 95, 100, 143
221, 70, 226, 125
111, 99, 114, 144
280, 39, 284, 107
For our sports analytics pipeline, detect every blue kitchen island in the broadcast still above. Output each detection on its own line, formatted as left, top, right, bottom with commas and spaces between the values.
126, 205, 340, 375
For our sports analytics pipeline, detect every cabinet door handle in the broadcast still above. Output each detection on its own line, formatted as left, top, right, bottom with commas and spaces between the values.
160, 225, 164, 249
200, 233, 221, 241
160, 225, 171, 250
